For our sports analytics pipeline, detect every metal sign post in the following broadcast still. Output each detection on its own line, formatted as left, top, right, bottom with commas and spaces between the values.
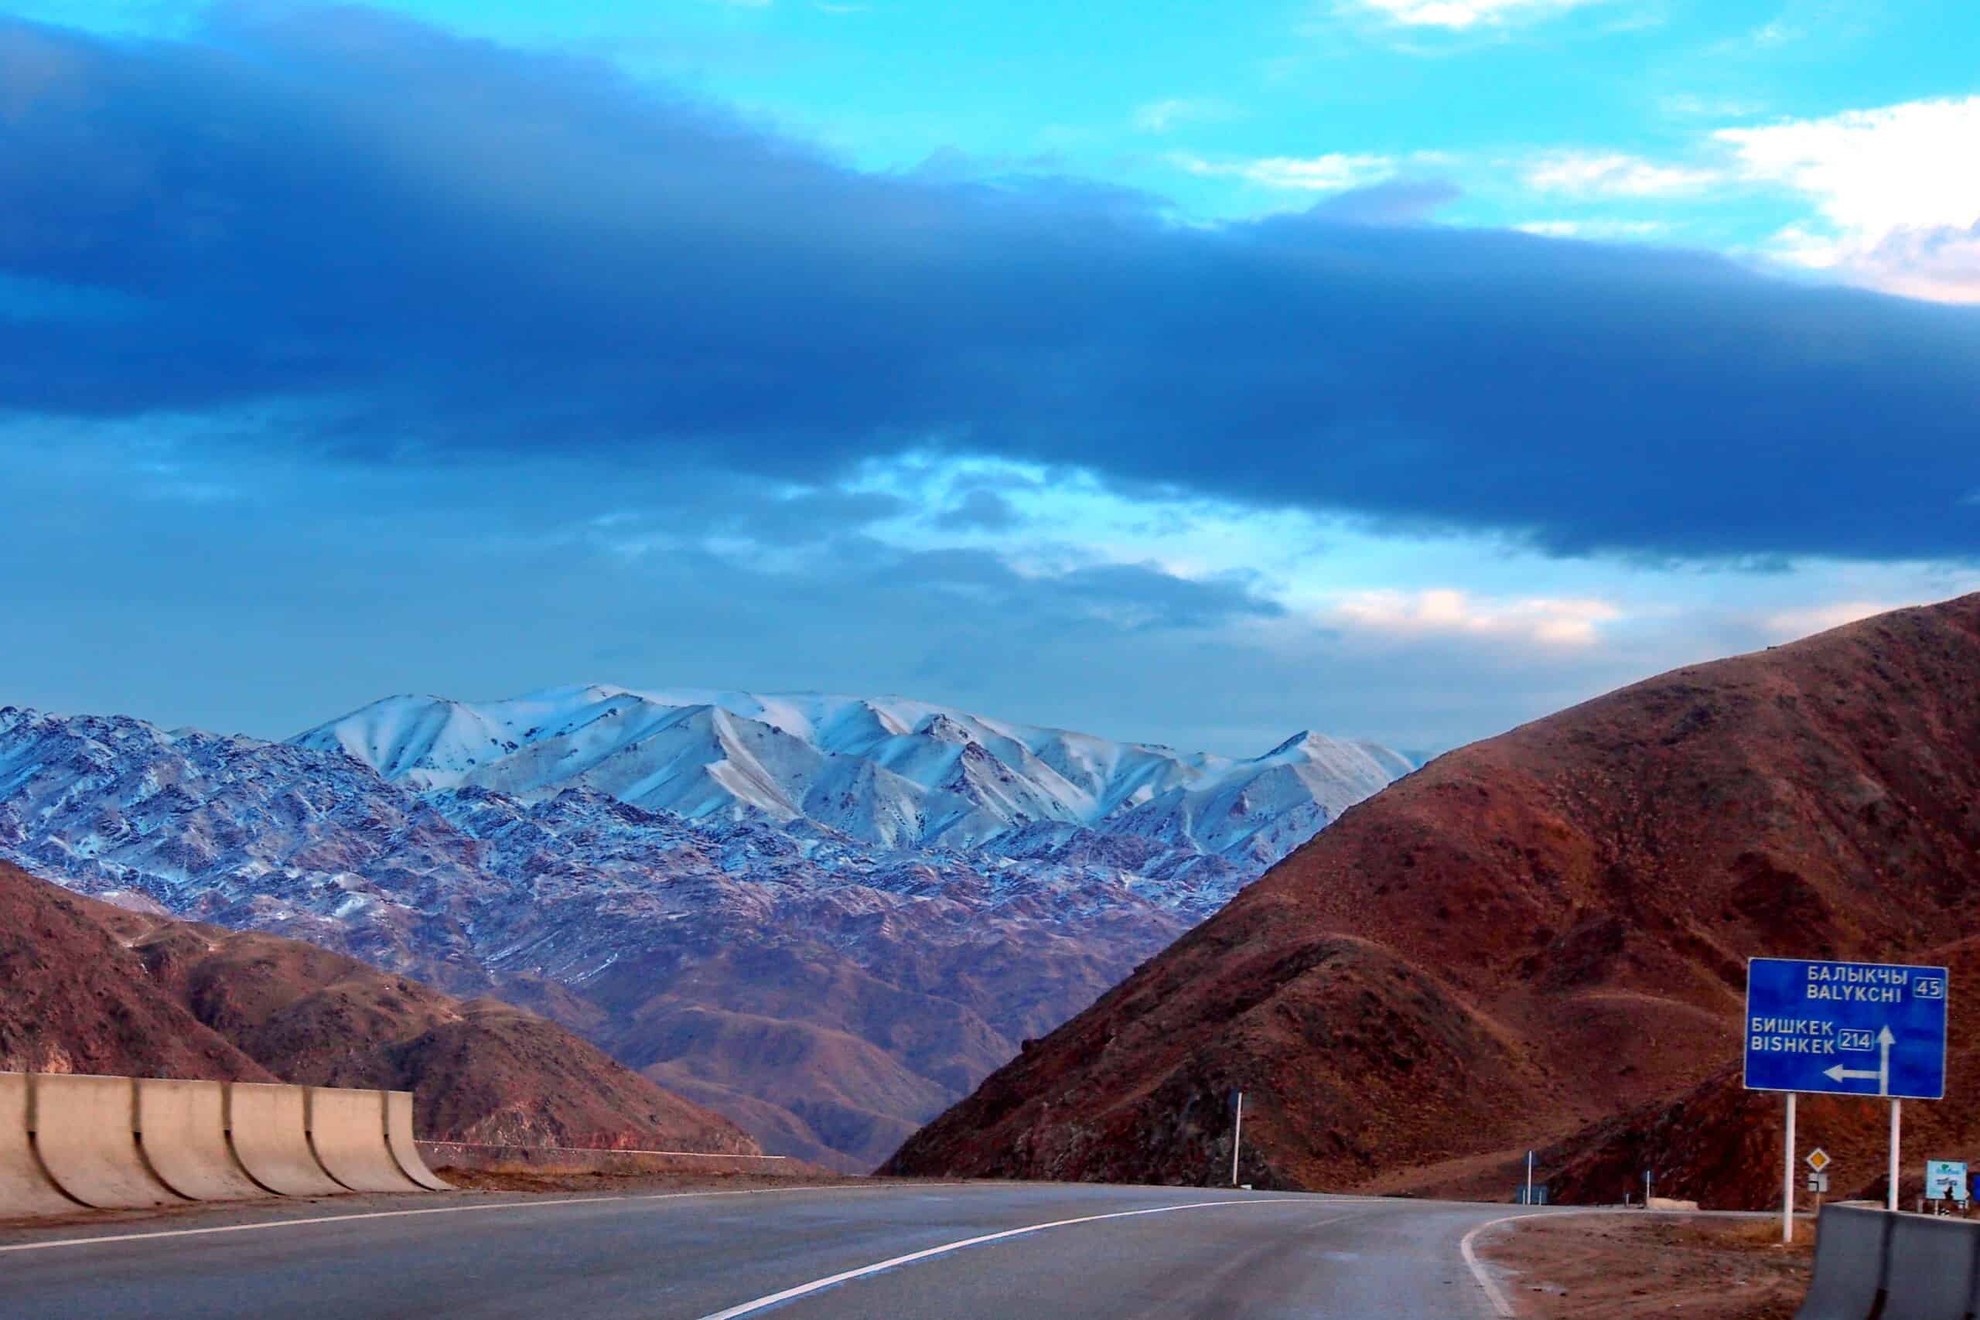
1890, 1101, 1901, 1212
1230, 1090, 1243, 1188
1745, 958, 1949, 1228
1782, 1092, 1797, 1243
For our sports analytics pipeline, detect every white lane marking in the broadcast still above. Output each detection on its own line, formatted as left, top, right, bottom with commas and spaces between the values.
0, 1184, 877, 1255
694, 1196, 1309, 1320
1459, 1212, 1553, 1318
1461, 1207, 1678, 1317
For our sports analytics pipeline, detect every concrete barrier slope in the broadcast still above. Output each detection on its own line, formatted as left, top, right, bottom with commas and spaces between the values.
227, 1082, 345, 1197
32, 1074, 182, 1209
136, 1078, 266, 1203
0, 1073, 79, 1217
384, 1090, 451, 1191
1882, 1214, 1980, 1320
307, 1088, 422, 1194
1797, 1203, 1896, 1320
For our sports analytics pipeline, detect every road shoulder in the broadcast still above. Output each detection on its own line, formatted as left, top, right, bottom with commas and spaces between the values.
1475, 1212, 1811, 1319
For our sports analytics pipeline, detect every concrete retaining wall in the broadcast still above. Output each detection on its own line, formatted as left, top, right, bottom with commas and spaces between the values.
0, 1072, 448, 1219
1797, 1202, 1980, 1320
136, 1078, 264, 1202
33, 1074, 182, 1209
0, 1073, 77, 1217
386, 1090, 451, 1191
1882, 1212, 1978, 1320
227, 1081, 353, 1197
306, 1087, 419, 1194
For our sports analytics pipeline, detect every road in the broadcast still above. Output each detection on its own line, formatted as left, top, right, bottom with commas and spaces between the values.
0, 1182, 1544, 1319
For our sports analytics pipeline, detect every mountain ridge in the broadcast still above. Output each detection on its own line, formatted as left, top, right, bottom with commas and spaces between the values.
3, 687, 1407, 1170
291, 685, 1411, 861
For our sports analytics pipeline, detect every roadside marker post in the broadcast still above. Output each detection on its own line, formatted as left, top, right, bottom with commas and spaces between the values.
1806, 1150, 1830, 1214
1744, 958, 1950, 1234
1229, 1090, 1243, 1189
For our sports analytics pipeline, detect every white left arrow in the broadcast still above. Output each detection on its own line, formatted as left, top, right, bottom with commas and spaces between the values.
1823, 1027, 1896, 1093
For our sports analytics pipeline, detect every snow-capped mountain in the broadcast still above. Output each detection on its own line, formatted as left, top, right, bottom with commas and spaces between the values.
1, 693, 1410, 1171
294, 686, 1411, 858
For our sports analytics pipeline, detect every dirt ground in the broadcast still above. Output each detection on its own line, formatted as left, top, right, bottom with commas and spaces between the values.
1479, 1213, 1813, 1319
427, 1161, 877, 1194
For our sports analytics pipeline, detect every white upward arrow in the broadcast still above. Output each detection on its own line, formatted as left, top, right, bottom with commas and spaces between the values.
1824, 1026, 1896, 1094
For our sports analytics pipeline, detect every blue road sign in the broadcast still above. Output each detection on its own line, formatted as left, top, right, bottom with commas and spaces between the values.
1744, 958, 1948, 1100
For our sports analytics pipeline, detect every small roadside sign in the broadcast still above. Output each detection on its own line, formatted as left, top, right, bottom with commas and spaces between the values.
1927, 1160, 1969, 1201
1806, 1149, 1831, 1173
1807, 1172, 1830, 1194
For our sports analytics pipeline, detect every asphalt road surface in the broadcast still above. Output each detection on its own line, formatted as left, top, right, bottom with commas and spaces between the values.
0, 1182, 1545, 1319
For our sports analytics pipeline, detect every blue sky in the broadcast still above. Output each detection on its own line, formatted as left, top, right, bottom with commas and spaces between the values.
0, 0, 1976, 755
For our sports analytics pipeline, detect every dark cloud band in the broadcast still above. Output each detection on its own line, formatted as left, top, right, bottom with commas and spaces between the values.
1, 9, 1976, 559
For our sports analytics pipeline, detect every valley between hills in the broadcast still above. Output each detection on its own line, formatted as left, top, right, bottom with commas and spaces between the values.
9, 597, 1980, 1207
0, 687, 1405, 1171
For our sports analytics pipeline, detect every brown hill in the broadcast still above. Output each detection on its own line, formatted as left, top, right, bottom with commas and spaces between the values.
0, 861, 756, 1153
885, 594, 1980, 1207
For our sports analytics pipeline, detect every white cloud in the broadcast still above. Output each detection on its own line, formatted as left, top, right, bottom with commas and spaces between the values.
1133, 99, 1236, 134
1758, 600, 1896, 641
1331, 589, 1622, 647
1172, 151, 1395, 192
1659, 93, 1769, 121
1523, 150, 1721, 197
1346, 0, 1610, 30
1516, 218, 1668, 240
1716, 97, 1980, 303
1718, 99, 1980, 237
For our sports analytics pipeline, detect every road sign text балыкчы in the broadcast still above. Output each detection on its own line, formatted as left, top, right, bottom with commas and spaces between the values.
1744, 958, 1948, 1100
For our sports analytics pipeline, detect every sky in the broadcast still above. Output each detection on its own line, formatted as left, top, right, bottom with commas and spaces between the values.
0, 1, 1975, 757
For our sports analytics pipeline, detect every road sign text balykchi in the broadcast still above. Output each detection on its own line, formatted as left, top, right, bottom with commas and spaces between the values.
1744, 958, 1948, 1100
